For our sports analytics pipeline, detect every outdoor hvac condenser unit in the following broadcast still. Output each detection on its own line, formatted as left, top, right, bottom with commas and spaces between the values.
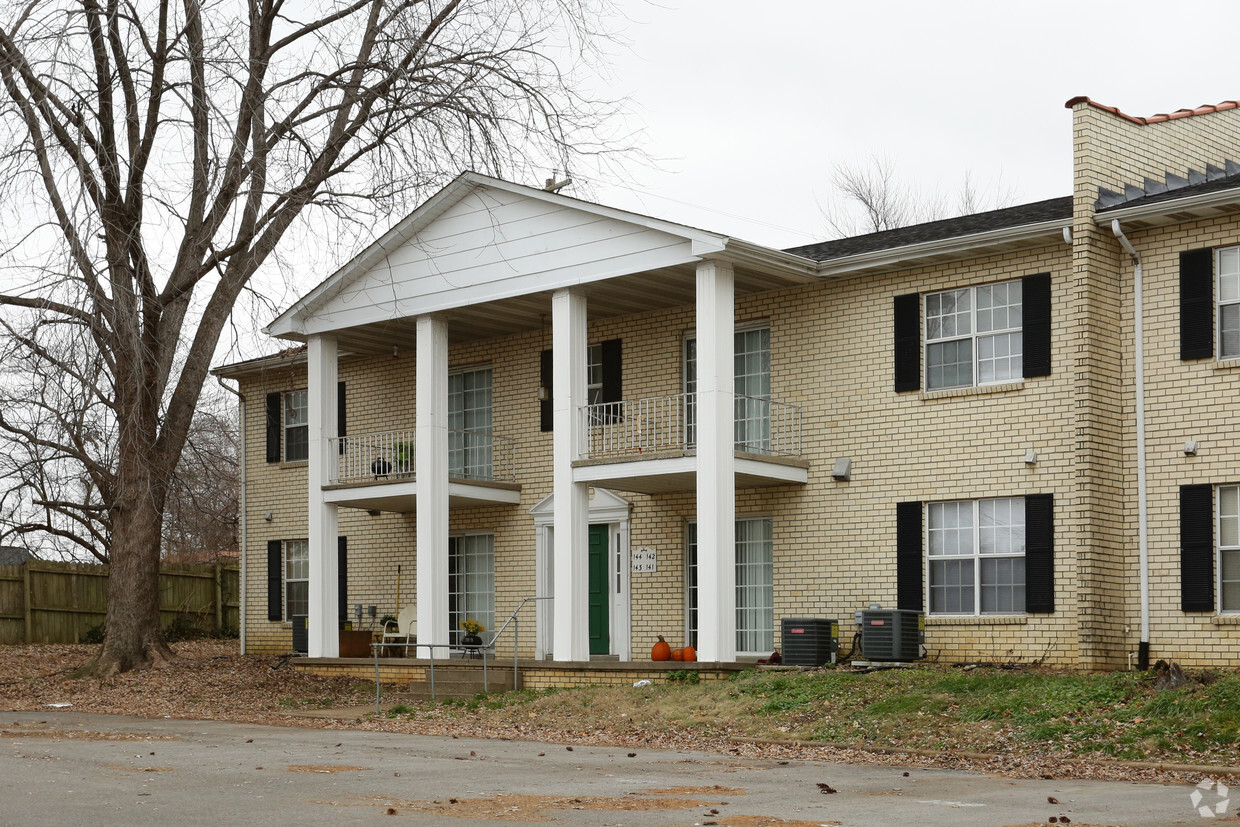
859, 608, 923, 662
780, 618, 839, 666
291, 615, 308, 654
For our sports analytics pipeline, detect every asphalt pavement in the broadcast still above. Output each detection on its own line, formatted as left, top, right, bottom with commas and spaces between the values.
0, 710, 1224, 825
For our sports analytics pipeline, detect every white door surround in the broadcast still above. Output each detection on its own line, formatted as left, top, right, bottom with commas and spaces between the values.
531, 488, 632, 661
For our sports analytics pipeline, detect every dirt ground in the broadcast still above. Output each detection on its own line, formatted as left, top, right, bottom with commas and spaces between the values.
0, 640, 1234, 789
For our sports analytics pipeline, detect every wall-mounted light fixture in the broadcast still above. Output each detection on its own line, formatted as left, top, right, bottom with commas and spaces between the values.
831, 458, 852, 481
1024, 450, 1037, 465
263, 512, 273, 522
1184, 440, 1200, 456
367, 509, 381, 517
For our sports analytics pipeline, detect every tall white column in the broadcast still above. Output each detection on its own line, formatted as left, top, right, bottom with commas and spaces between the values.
307, 334, 340, 658
695, 259, 736, 663
552, 288, 590, 661
416, 315, 450, 653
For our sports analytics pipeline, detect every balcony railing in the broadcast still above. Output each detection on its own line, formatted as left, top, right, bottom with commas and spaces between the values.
328, 428, 515, 484
582, 392, 801, 459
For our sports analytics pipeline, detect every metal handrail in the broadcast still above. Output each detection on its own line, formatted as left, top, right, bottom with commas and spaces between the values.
370, 640, 490, 713
486, 595, 552, 692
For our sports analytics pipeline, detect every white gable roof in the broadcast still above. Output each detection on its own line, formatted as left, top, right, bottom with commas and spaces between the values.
266, 173, 748, 339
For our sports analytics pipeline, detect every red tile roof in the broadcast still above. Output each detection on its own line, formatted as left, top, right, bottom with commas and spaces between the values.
1065, 96, 1240, 125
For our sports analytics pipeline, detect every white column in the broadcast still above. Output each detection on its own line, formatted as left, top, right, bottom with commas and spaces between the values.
416, 315, 451, 653
552, 288, 590, 661
307, 334, 340, 658
695, 259, 736, 663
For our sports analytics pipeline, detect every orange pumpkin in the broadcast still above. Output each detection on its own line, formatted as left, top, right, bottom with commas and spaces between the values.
671, 648, 684, 661
651, 635, 671, 661
681, 645, 697, 663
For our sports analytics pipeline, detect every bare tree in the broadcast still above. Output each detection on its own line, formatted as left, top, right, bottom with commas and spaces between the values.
161, 385, 237, 564
821, 155, 1017, 238
0, 0, 625, 674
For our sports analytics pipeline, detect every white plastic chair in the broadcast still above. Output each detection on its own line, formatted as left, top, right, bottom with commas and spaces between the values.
382, 605, 417, 657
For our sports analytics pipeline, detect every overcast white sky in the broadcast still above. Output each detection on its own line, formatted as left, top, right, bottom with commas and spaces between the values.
572, 0, 1239, 249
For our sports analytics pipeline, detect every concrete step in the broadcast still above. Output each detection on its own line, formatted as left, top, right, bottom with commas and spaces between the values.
401, 666, 514, 700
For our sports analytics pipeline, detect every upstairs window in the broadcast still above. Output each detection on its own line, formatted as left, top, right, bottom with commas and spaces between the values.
1218, 247, 1240, 360
449, 367, 492, 479
283, 390, 308, 462
925, 281, 1022, 390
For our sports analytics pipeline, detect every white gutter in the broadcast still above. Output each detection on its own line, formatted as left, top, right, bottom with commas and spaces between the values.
1111, 220, 1150, 669
217, 376, 246, 655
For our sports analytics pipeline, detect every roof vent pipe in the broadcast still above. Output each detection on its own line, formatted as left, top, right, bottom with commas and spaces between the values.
1112, 219, 1150, 671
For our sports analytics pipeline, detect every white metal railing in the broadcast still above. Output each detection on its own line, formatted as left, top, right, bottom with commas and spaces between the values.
582, 392, 801, 459
330, 428, 415, 484
329, 428, 516, 484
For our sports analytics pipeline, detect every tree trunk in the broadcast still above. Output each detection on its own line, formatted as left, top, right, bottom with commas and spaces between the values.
79, 455, 174, 676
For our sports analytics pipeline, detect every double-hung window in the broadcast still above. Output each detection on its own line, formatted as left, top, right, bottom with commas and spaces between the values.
448, 533, 494, 644
284, 539, 309, 618
1218, 247, 1240, 360
448, 367, 492, 479
684, 326, 772, 452
925, 281, 1022, 390
928, 498, 1025, 615
283, 390, 308, 462
686, 518, 774, 653
1220, 485, 1240, 612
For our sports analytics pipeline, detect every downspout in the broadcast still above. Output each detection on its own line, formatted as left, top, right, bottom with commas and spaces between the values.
1111, 220, 1150, 671
218, 376, 247, 655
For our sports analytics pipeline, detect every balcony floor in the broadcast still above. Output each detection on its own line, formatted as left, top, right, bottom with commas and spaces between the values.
572, 450, 808, 494
323, 476, 521, 512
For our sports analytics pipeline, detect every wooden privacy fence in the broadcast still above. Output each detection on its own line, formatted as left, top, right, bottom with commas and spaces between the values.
0, 559, 240, 645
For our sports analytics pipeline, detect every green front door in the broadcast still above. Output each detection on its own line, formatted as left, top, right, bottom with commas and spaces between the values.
588, 524, 609, 655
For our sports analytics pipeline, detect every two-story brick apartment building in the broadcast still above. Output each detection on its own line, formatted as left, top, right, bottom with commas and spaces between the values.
215, 96, 1240, 672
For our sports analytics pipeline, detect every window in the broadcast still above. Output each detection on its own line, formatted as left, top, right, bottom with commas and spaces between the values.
587, 343, 603, 405
448, 367, 492, 479
686, 518, 774, 653
684, 326, 772, 452
927, 498, 1025, 615
283, 390, 308, 462
1218, 247, 1240, 360
284, 539, 309, 618
1221, 485, 1240, 612
449, 533, 494, 644
925, 280, 1022, 390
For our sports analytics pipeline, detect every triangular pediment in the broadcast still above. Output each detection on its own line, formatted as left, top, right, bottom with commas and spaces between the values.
530, 487, 631, 525
268, 173, 727, 338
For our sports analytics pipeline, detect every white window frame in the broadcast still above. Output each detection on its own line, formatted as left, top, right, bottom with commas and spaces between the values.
1219, 485, 1240, 613
683, 322, 772, 452
448, 366, 492, 480
284, 539, 309, 620
926, 497, 1026, 617
283, 389, 308, 462
1217, 247, 1240, 361
586, 343, 603, 406
448, 532, 495, 645
924, 280, 1023, 390
685, 516, 774, 655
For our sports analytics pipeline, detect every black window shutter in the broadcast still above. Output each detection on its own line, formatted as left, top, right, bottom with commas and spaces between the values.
267, 540, 283, 621
1022, 273, 1052, 378
1180, 248, 1214, 360
893, 293, 921, 392
539, 349, 553, 432
265, 392, 281, 463
601, 339, 623, 403
896, 501, 923, 611
338, 537, 348, 629
1025, 493, 1055, 612
1180, 484, 1214, 612
337, 381, 347, 455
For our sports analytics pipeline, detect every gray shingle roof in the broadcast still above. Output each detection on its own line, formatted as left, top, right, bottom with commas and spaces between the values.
1097, 171, 1240, 213
783, 196, 1073, 263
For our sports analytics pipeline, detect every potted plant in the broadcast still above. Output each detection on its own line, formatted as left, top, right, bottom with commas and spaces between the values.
459, 617, 485, 648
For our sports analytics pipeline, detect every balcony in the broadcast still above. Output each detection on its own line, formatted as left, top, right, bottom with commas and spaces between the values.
323, 428, 520, 511
573, 393, 808, 494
